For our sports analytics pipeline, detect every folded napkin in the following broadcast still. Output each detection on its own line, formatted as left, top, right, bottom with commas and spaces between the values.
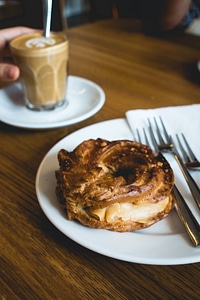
125, 104, 200, 218
126, 104, 200, 159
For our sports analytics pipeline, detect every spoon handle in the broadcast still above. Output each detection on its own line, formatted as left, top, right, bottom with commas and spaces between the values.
43, 0, 53, 38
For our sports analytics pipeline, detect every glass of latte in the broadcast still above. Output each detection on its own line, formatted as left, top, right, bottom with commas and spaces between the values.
10, 32, 68, 111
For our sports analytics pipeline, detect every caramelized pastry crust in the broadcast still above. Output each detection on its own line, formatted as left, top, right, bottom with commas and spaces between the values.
55, 138, 174, 232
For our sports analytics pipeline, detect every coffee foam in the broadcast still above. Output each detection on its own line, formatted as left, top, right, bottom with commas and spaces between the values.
26, 37, 56, 48
11, 33, 66, 51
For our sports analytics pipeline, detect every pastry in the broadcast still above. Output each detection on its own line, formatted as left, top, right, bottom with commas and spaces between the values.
55, 138, 174, 232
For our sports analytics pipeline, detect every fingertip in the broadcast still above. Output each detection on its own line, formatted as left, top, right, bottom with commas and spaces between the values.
3, 66, 20, 81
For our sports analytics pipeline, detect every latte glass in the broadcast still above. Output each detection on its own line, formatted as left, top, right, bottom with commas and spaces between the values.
10, 32, 69, 111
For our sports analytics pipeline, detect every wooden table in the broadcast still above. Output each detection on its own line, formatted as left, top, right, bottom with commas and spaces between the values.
1, 19, 200, 300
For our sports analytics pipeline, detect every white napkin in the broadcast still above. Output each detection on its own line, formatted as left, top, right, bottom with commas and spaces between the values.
126, 104, 200, 158
125, 104, 200, 219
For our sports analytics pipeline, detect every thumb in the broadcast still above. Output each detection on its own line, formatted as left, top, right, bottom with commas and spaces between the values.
0, 64, 20, 82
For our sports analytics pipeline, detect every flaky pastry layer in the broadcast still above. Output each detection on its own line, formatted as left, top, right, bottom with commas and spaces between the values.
55, 138, 174, 232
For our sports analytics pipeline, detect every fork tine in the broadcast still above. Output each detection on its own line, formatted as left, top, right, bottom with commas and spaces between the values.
153, 117, 166, 144
136, 128, 151, 148
181, 133, 198, 162
158, 116, 172, 144
176, 134, 189, 162
143, 128, 151, 148
136, 129, 141, 143
176, 133, 200, 169
147, 119, 159, 152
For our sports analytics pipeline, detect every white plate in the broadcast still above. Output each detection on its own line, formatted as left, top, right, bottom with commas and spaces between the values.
0, 76, 105, 129
36, 119, 200, 265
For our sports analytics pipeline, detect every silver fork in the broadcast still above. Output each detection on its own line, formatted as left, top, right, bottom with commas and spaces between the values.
148, 117, 200, 211
176, 133, 200, 170
136, 128, 200, 247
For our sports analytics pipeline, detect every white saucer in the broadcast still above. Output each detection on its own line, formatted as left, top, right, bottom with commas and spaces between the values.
0, 76, 105, 129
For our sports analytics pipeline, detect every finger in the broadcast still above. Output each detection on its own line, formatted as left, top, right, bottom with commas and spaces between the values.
0, 63, 20, 82
0, 26, 39, 48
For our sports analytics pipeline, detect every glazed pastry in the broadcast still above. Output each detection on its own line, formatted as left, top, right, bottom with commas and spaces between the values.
55, 138, 174, 232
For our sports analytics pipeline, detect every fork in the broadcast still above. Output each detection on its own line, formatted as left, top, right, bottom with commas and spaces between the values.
176, 133, 200, 170
136, 128, 200, 247
148, 117, 200, 211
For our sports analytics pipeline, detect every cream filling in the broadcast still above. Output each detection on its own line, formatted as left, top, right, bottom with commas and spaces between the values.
89, 197, 170, 223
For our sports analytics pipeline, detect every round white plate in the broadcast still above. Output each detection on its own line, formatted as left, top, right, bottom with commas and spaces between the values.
36, 119, 200, 265
0, 76, 105, 129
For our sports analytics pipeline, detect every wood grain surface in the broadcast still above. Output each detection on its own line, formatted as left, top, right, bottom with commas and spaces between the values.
1, 19, 200, 300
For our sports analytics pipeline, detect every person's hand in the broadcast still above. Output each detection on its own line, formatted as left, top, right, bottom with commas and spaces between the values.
0, 27, 37, 82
